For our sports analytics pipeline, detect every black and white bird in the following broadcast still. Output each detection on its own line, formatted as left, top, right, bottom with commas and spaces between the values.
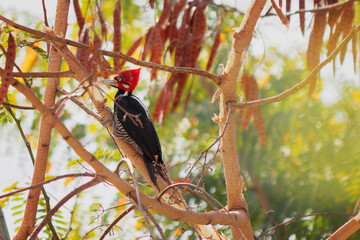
98, 68, 168, 189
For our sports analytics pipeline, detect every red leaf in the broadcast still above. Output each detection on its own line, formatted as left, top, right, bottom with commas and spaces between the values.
206, 15, 221, 72
253, 107, 266, 146
149, 0, 155, 9
0, 33, 16, 106
171, 73, 189, 112
158, 0, 171, 26
307, 9, 326, 97
299, 0, 305, 35
96, 2, 108, 41
150, 25, 163, 80
183, 78, 194, 116
73, 0, 84, 31
76, 28, 91, 72
339, 3, 354, 64
286, 0, 291, 22
153, 74, 177, 124
142, 27, 156, 60
241, 74, 267, 146
113, 0, 122, 70
168, 0, 187, 53
328, 0, 341, 30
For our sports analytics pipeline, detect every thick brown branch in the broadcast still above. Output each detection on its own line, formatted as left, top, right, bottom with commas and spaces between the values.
12, 70, 74, 78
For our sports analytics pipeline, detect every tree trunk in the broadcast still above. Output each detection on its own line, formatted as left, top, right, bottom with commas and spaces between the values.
13, 1, 70, 239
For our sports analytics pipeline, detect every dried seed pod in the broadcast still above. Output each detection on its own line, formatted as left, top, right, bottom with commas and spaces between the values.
96, 2, 108, 41
307, 9, 326, 97
113, 0, 122, 70
339, 2, 354, 64
0, 33, 16, 106
299, 0, 305, 35
206, 17, 221, 72
73, 0, 84, 31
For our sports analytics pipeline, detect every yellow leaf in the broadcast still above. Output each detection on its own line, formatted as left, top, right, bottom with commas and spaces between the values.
135, 220, 142, 230
117, 197, 127, 211
353, 91, 360, 99
258, 74, 270, 88
46, 161, 52, 173
283, 133, 290, 143
64, 177, 74, 187
219, 33, 226, 41
21, 42, 42, 72
174, 228, 182, 237
89, 124, 97, 133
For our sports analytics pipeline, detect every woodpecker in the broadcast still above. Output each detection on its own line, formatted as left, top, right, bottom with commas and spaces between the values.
98, 68, 168, 189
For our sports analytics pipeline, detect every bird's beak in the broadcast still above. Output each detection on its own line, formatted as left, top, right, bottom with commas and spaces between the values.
96, 79, 118, 88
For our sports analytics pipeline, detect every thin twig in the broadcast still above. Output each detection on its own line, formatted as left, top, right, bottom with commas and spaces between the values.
0, 173, 94, 199
98, 205, 136, 240
41, 0, 49, 27
61, 194, 79, 240
232, 24, 360, 110
184, 101, 233, 180
157, 183, 224, 211
56, 86, 101, 121
119, 158, 158, 239
29, 178, 101, 240
3, 101, 35, 110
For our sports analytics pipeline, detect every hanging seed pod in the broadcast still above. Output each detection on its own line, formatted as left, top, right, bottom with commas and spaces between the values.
299, 0, 305, 35
307, 9, 326, 97
113, 0, 122, 70
96, 2, 108, 41
73, 0, 84, 31
0, 33, 16, 106
206, 16, 221, 72
339, 2, 354, 64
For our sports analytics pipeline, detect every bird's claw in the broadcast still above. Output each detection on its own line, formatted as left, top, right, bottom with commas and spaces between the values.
100, 106, 114, 126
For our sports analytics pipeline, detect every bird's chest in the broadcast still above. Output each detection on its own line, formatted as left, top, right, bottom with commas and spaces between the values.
113, 109, 143, 155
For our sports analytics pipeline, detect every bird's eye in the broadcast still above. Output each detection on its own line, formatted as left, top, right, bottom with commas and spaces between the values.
114, 77, 121, 81
122, 83, 130, 89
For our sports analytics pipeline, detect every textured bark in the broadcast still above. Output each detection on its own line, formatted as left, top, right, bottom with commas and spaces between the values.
13, 1, 70, 239
218, 0, 267, 239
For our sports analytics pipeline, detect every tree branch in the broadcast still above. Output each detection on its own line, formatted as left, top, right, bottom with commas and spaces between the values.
0, 173, 94, 199
232, 24, 360, 110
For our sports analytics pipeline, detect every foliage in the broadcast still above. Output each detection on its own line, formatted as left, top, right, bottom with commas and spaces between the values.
0, 0, 360, 239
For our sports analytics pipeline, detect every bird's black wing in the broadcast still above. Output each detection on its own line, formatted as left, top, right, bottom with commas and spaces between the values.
115, 94, 167, 185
